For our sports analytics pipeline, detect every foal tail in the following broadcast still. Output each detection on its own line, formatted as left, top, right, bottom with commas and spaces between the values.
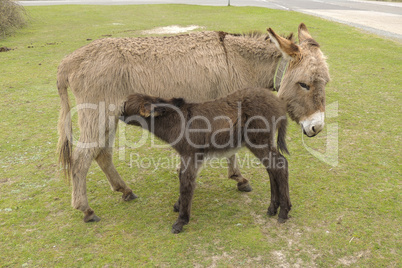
277, 118, 289, 155
56, 72, 73, 180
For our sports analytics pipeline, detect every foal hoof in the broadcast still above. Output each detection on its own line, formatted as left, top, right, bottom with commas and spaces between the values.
267, 207, 278, 216
171, 223, 184, 234
237, 182, 252, 192
173, 203, 179, 212
277, 217, 288, 224
171, 227, 182, 234
122, 191, 138, 201
171, 219, 188, 234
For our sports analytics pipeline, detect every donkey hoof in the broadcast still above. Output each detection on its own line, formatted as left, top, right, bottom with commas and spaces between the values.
84, 213, 101, 223
122, 192, 138, 201
237, 182, 252, 192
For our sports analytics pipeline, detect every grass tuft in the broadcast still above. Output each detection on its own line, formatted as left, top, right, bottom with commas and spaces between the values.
0, 0, 27, 38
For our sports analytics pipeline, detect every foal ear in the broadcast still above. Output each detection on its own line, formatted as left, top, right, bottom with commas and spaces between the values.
172, 98, 185, 108
267, 27, 299, 59
298, 23, 313, 43
152, 105, 167, 117
139, 102, 153, 117
140, 103, 167, 118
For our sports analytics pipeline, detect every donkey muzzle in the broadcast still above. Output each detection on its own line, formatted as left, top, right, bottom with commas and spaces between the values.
300, 111, 325, 137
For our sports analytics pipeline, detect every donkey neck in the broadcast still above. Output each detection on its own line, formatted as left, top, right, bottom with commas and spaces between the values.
224, 34, 285, 90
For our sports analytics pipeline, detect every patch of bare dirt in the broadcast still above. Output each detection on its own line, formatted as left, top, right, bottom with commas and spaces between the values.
260, 221, 321, 267
272, 250, 291, 268
337, 250, 371, 266
142, 25, 203, 35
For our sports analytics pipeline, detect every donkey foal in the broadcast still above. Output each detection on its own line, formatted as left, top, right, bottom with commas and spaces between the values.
121, 87, 291, 233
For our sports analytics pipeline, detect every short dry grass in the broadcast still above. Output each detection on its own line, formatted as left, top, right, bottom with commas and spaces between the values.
0, 4, 400, 267
0, 0, 26, 37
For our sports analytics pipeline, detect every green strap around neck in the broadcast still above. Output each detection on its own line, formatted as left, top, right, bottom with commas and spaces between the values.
273, 58, 289, 92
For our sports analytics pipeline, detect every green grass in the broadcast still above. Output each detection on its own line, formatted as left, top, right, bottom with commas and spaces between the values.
0, 4, 401, 267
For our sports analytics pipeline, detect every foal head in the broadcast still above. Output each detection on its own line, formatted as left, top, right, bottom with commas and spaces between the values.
123, 93, 185, 119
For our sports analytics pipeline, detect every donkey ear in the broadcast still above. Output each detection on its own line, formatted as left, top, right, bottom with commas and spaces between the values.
298, 23, 313, 43
267, 27, 299, 59
298, 23, 320, 47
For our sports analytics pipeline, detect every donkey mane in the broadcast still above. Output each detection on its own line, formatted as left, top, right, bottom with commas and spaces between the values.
222, 31, 295, 43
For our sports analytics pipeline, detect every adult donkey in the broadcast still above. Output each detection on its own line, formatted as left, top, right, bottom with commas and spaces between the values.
57, 23, 330, 222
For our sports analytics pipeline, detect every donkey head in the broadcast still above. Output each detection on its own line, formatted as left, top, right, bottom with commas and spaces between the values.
267, 23, 330, 137
123, 93, 185, 119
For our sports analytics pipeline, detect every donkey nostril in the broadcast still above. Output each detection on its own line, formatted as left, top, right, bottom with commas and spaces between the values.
311, 126, 316, 133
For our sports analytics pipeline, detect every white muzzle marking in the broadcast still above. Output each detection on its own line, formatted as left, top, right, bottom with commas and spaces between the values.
300, 111, 325, 137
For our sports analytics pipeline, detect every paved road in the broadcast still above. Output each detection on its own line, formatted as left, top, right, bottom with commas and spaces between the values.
19, 0, 402, 40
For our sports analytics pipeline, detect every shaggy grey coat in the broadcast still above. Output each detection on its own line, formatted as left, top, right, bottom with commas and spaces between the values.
57, 24, 329, 223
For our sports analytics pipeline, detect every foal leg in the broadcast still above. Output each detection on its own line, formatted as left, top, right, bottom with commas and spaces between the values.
171, 156, 200, 234
267, 173, 280, 217
227, 154, 252, 192
173, 154, 251, 213
71, 147, 100, 222
173, 197, 180, 212
246, 146, 291, 222
267, 153, 291, 223
95, 147, 137, 201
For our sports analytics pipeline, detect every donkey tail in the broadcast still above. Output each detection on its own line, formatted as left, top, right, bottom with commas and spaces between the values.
56, 72, 73, 180
277, 118, 289, 155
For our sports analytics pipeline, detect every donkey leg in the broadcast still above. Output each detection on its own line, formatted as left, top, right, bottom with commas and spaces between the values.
172, 157, 200, 234
95, 147, 137, 201
227, 154, 252, 192
71, 147, 100, 223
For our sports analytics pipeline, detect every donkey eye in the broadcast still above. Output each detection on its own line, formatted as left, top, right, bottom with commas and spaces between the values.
299, 82, 310, 90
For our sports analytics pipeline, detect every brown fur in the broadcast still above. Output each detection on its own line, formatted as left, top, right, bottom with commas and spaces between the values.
122, 87, 290, 233
56, 24, 329, 222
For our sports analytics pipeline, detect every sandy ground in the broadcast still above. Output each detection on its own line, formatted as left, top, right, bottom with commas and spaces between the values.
18, 0, 402, 40
300, 8, 402, 38
142, 25, 203, 35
